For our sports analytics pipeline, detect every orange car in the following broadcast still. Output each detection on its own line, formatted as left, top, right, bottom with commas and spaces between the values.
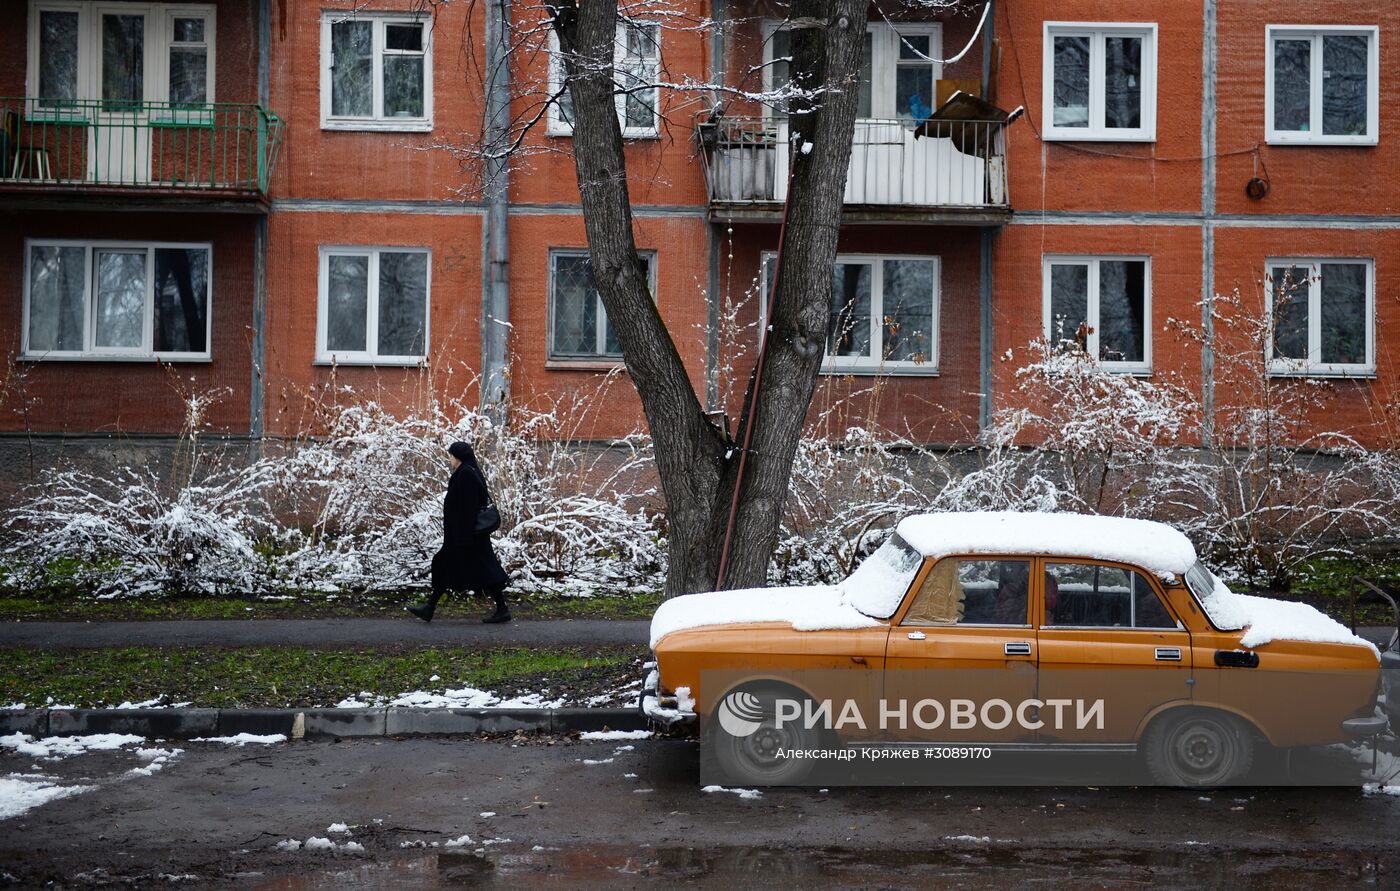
642, 512, 1389, 786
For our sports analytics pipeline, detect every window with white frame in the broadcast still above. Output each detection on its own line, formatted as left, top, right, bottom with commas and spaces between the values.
27, 2, 216, 110
1266, 26, 1378, 144
321, 12, 432, 130
761, 253, 940, 372
548, 21, 660, 137
548, 249, 655, 361
23, 240, 211, 360
1043, 256, 1151, 372
1265, 259, 1374, 375
317, 247, 430, 364
763, 22, 939, 121
1043, 23, 1157, 141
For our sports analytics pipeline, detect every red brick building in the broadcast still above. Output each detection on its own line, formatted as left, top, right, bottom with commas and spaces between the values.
0, 0, 1394, 454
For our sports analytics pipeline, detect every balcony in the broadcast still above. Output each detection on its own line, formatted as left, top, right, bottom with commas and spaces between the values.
0, 99, 284, 212
697, 116, 1010, 225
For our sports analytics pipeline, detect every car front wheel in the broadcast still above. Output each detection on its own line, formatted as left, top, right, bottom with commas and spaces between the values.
1143, 709, 1255, 787
710, 685, 823, 786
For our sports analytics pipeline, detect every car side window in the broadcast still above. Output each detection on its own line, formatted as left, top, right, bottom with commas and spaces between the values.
955, 559, 1031, 626
1044, 562, 1177, 629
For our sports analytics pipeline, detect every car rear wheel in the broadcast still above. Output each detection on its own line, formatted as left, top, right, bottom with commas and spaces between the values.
1143, 709, 1255, 787
711, 684, 823, 786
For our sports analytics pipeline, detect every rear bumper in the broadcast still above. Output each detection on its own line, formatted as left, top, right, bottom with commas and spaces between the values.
1342, 708, 1390, 737
638, 663, 697, 727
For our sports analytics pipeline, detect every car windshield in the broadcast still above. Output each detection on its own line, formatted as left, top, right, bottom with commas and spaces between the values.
1183, 559, 1245, 631
841, 533, 925, 619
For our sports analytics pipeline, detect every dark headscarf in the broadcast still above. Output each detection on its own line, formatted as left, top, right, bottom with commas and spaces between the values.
447, 441, 480, 473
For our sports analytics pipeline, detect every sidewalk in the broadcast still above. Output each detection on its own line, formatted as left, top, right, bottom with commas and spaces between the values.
0, 619, 1390, 650
0, 618, 651, 649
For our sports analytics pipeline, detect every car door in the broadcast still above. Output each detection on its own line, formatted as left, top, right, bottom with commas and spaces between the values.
883, 556, 1038, 743
1035, 558, 1194, 744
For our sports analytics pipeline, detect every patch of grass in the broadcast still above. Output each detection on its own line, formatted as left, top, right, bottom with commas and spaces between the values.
0, 645, 643, 710
1283, 556, 1400, 627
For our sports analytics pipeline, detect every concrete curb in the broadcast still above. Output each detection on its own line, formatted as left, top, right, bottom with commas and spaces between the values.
0, 707, 650, 740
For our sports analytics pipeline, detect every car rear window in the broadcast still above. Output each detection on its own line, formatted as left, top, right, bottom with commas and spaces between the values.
841, 533, 924, 619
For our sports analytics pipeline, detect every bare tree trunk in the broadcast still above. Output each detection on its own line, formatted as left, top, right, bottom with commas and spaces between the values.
553, 0, 868, 595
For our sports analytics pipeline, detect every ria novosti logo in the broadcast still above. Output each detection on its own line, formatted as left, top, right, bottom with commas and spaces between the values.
716, 690, 768, 738
713, 691, 1107, 735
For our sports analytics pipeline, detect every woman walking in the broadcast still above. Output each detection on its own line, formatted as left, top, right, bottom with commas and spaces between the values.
407, 441, 511, 624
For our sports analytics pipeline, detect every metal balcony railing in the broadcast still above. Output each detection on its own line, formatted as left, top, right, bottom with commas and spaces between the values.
697, 116, 1009, 211
0, 98, 284, 197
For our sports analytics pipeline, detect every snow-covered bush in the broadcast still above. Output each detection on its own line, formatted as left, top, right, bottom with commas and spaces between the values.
1160, 292, 1393, 588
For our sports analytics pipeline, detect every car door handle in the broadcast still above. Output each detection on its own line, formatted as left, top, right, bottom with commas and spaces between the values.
907, 631, 926, 641
850, 655, 867, 665
1004, 641, 1032, 656
1155, 647, 1182, 662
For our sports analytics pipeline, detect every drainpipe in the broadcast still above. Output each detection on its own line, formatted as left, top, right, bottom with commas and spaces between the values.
977, 0, 995, 433
481, 0, 512, 422
705, 0, 726, 411
1200, 0, 1218, 447
249, 0, 271, 441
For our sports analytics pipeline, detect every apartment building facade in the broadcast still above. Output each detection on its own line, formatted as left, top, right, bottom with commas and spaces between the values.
0, 0, 1394, 456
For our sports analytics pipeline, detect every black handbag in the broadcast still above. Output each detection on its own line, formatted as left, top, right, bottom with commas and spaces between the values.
475, 502, 501, 536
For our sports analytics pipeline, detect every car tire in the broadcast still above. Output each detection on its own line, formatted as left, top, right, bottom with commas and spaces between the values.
1142, 709, 1255, 787
711, 684, 823, 786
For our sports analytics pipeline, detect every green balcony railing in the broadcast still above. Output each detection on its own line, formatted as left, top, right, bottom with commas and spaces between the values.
0, 98, 284, 196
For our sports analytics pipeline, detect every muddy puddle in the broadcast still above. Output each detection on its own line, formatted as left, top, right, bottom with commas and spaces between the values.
256, 842, 1393, 889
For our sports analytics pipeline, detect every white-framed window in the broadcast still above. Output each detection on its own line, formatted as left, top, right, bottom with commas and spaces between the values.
547, 249, 655, 361
1042, 256, 1152, 373
1265, 258, 1374, 376
761, 252, 940, 373
1265, 26, 1378, 145
316, 247, 431, 365
22, 239, 211, 361
1042, 22, 1157, 141
548, 20, 660, 137
762, 21, 940, 122
320, 12, 433, 131
26, 2, 216, 111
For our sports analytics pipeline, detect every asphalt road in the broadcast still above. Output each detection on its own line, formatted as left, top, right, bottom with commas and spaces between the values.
0, 618, 651, 649
4, 734, 1400, 889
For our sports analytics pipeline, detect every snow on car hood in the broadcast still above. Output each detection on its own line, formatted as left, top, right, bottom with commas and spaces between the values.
1195, 570, 1378, 655
649, 585, 881, 649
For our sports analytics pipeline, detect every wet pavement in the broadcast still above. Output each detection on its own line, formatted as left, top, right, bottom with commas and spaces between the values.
3, 734, 1400, 889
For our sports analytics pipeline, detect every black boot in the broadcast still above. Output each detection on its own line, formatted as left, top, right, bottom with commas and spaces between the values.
482, 587, 511, 624
407, 590, 444, 622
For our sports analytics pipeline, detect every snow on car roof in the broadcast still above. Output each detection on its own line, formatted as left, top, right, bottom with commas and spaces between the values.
895, 511, 1199, 576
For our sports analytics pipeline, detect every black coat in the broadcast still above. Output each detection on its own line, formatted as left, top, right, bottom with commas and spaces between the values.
431, 462, 508, 594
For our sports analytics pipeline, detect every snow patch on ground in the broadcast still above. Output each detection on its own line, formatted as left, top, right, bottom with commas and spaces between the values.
943, 835, 991, 843
335, 687, 565, 709
701, 784, 763, 800
651, 585, 879, 647
1363, 783, 1400, 797
443, 834, 474, 847
0, 733, 144, 760
0, 775, 93, 820
190, 733, 287, 746
326, 822, 351, 834
578, 730, 653, 741
581, 758, 614, 765
295, 836, 363, 853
